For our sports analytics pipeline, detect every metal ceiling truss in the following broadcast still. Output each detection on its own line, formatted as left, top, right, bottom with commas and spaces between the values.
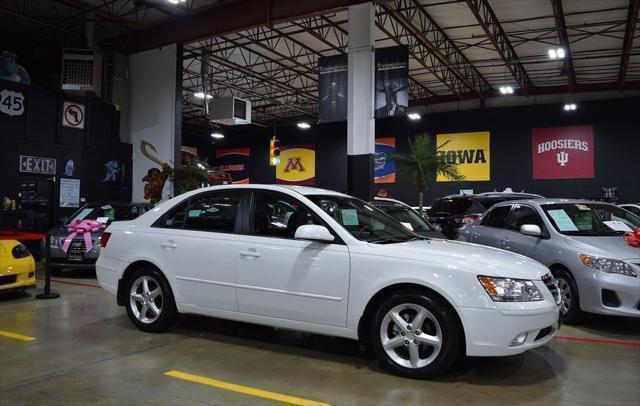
550, 0, 577, 92
619, 0, 640, 88
465, 0, 533, 94
378, 0, 492, 99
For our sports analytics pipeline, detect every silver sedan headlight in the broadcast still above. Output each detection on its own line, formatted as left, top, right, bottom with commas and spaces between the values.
478, 276, 544, 302
579, 255, 637, 277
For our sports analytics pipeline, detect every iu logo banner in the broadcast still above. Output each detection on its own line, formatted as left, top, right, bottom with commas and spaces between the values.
276, 144, 316, 185
436, 131, 490, 182
213, 147, 250, 184
374, 137, 396, 183
532, 126, 594, 179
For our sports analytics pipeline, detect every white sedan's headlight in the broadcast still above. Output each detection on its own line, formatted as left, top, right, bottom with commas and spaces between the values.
478, 276, 544, 302
579, 255, 637, 277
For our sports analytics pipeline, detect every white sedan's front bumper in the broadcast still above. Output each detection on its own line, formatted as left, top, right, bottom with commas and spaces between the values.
458, 305, 560, 356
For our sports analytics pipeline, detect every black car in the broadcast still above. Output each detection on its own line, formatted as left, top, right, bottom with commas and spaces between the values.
427, 192, 543, 239
371, 197, 446, 238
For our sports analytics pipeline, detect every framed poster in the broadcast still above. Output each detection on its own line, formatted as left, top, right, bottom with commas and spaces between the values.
60, 178, 80, 208
276, 144, 316, 185
436, 131, 490, 182
374, 137, 396, 183
532, 125, 594, 179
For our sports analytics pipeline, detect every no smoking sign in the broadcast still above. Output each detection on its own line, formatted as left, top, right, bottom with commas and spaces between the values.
62, 101, 85, 129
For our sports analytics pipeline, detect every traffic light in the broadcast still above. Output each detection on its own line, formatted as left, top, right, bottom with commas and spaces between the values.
269, 137, 281, 166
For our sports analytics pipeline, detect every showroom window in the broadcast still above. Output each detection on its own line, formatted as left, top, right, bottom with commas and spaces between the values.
249, 191, 321, 239
482, 205, 511, 228
508, 205, 545, 232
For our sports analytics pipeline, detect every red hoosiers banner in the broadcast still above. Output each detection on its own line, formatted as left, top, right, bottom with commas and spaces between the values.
532, 126, 594, 180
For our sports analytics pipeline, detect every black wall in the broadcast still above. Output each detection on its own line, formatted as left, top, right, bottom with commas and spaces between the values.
185, 96, 640, 205
0, 79, 132, 229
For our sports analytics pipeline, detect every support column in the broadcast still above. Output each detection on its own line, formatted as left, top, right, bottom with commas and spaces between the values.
347, 2, 375, 200
128, 44, 181, 202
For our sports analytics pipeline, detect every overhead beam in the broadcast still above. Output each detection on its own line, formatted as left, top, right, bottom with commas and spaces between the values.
118, 0, 373, 54
53, 0, 142, 29
465, 0, 533, 94
0, 6, 80, 37
619, 0, 640, 88
379, 0, 491, 99
410, 80, 640, 105
550, 0, 577, 92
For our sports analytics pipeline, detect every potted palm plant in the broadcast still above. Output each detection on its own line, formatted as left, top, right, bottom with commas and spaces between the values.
393, 134, 464, 211
172, 155, 211, 193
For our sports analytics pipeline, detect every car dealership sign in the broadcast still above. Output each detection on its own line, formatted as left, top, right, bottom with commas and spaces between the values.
532, 126, 594, 179
19, 155, 56, 175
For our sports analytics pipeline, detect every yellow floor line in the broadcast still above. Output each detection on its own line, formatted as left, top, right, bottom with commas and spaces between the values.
0, 330, 35, 341
164, 370, 330, 406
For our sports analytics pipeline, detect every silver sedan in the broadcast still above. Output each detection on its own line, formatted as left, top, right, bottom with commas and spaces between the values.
459, 199, 640, 323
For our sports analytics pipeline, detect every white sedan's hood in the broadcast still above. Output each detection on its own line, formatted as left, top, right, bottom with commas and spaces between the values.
367, 239, 549, 280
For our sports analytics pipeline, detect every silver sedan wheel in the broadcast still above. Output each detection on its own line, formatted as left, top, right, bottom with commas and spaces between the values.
129, 275, 163, 324
557, 277, 572, 314
380, 303, 442, 369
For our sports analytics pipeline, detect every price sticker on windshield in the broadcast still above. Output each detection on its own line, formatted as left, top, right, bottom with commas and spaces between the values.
341, 209, 359, 226
603, 221, 633, 233
547, 209, 579, 232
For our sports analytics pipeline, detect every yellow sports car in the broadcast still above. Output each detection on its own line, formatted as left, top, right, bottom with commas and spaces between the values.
0, 240, 36, 292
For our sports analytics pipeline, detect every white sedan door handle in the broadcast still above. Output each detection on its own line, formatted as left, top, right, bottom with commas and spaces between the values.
239, 250, 261, 258
161, 242, 178, 249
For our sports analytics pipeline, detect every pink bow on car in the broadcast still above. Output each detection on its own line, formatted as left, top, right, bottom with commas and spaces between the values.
61, 219, 107, 253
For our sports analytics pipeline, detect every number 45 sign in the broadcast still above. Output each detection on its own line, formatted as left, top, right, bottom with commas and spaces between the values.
0, 89, 25, 116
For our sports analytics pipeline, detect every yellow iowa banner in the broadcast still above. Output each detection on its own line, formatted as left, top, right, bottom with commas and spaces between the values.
436, 131, 490, 182
276, 144, 316, 185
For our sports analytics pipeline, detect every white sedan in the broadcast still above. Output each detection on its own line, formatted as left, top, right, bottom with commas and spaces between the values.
96, 185, 561, 379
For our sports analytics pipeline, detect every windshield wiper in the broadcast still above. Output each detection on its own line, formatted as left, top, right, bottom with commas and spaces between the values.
368, 237, 409, 244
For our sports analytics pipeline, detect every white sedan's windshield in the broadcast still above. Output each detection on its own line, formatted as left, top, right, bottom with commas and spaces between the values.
308, 195, 421, 243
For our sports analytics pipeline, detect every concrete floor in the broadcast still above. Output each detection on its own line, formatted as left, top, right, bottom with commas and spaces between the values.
0, 270, 639, 406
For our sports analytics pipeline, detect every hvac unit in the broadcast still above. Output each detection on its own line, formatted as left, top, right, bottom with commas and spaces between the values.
61, 49, 102, 97
210, 96, 252, 125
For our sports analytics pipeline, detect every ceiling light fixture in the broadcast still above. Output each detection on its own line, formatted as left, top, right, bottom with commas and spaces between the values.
563, 103, 577, 111
297, 122, 311, 129
408, 113, 421, 120
210, 132, 224, 139
167, 0, 186, 4
194, 92, 213, 99
548, 47, 565, 59
499, 86, 514, 95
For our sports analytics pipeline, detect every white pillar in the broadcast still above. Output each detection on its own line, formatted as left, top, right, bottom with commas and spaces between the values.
129, 44, 181, 203
347, 2, 375, 199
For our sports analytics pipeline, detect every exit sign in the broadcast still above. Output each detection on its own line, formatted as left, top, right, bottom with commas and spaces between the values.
19, 155, 57, 175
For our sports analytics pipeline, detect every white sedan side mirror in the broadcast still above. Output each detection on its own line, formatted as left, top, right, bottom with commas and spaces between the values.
295, 224, 335, 242
520, 224, 542, 237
